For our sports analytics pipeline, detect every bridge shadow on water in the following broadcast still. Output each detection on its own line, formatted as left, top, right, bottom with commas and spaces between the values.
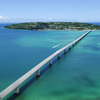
6, 48, 73, 100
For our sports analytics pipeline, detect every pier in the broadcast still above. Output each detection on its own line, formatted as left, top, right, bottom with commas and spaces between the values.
0, 30, 91, 100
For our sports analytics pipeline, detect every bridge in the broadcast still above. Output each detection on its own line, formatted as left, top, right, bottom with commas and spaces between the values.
0, 30, 91, 100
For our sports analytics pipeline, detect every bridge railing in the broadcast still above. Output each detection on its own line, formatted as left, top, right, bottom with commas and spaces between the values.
0, 30, 91, 100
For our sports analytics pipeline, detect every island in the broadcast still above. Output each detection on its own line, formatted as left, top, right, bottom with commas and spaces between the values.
4, 22, 100, 31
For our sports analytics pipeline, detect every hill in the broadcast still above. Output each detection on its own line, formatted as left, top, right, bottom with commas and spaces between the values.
4, 22, 100, 31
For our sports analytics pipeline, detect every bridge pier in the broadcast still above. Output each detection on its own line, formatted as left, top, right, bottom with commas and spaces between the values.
49, 59, 52, 66
69, 46, 71, 50
76, 41, 78, 44
0, 93, 1, 100
72, 43, 75, 47
14, 87, 19, 94
36, 70, 40, 76
58, 53, 60, 59
64, 49, 66, 54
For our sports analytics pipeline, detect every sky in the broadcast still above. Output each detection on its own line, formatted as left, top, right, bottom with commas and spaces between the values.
0, 0, 100, 23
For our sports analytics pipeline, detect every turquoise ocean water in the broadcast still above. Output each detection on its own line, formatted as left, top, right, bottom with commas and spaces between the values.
0, 23, 100, 100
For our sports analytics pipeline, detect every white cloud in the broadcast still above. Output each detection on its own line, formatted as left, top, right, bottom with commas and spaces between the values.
78, 19, 87, 22
78, 19, 84, 22
0, 15, 53, 23
0, 15, 3, 19
0, 15, 10, 20
48, 18, 52, 20
36, 18, 52, 21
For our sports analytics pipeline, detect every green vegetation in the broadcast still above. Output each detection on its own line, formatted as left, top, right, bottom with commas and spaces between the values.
4, 22, 100, 31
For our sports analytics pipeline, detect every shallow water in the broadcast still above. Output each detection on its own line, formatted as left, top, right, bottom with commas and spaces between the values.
0, 23, 100, 100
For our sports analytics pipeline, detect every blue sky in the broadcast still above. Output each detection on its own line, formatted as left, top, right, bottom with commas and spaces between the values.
0, 0, 100, 23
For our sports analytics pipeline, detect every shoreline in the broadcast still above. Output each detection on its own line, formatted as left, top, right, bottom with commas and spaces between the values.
4, 27, 99, 32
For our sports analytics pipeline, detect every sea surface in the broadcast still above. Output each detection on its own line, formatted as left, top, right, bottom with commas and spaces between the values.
0, 23, 100, 100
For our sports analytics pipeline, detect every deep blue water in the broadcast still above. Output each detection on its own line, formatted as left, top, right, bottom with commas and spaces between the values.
89, 22, 100, 25
0, 23, 100, 100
